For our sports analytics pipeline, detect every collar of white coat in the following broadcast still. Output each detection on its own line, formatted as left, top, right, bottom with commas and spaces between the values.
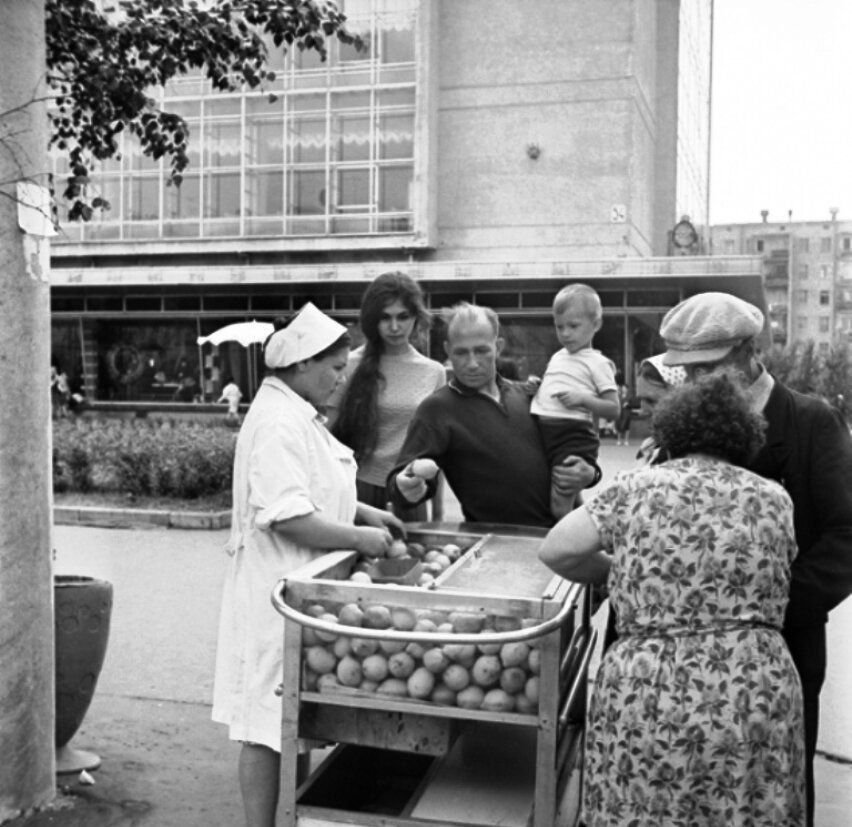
262, 375, 324, 422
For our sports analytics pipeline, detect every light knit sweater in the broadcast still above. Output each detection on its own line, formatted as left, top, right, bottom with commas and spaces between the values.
328, 345, 446, 486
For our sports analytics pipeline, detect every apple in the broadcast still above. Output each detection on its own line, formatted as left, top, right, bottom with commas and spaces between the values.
391, 607, 417, 631
500, 642, 530, 669
388, 651, 417, 679
387, 539, 409, 559
336, 655, 363, 687
441, 543, 462, 561
407, 542, 426, 559
456, 686, 485, 709
481, 689, 515, 712
315, 613, 339, 643
363, 604, 393, 629
407, 667, 436, 699
499, 666, 527, 695
431, 684, 457, 706
376, 678, 408, 697
442, 664, 471, 691
410, 458, 439, 480
304, 645, 336, 675
361, 653, 390, 682
471, 655, 502, 688
337, 603, 364, 627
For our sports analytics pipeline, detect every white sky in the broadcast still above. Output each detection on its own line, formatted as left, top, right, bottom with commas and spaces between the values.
710, 0, 852, 225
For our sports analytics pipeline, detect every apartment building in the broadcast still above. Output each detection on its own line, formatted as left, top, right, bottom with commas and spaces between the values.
711, 212, 852, 350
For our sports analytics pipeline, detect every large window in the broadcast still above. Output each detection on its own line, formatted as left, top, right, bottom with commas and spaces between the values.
53, 0, 419, 243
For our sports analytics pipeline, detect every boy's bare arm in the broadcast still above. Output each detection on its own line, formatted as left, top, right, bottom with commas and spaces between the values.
552, 388, 620, 420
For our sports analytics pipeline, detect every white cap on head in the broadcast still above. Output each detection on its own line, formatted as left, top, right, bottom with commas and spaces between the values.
642, 354, 686, 388
264, 302, 347, 369
660, 292, 764, 366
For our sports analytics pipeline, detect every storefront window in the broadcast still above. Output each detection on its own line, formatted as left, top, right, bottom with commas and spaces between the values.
90, 320, 201, 402
51, 321, 85, 402
52, 1, 420, 243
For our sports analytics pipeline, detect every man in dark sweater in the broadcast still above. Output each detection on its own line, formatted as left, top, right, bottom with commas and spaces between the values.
660, 292, 852, 827
387, 302, 599, 528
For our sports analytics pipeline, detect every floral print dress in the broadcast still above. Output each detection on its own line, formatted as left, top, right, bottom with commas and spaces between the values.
584, 457, 806, 826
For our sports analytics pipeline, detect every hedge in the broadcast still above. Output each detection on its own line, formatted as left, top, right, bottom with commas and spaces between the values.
53, 418, 236, 499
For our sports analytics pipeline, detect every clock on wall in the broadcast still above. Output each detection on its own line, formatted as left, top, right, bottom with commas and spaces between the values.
671, 216, 699, 254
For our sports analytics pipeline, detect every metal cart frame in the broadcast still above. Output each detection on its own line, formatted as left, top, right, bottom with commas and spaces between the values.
271, 524, 596, 827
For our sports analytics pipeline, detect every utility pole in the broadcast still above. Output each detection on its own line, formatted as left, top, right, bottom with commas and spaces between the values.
830, 207, 839, 345
787, 210, 794, 346
0, 0, 55, 819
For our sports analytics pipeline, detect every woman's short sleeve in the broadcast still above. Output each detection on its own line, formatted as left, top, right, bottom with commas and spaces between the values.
249, 416, 317, 530
584, 471, 633, 550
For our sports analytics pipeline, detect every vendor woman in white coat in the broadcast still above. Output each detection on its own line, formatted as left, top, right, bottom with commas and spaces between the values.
212, 302, 404, 827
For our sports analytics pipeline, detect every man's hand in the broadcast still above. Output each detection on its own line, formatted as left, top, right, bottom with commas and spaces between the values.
553, 455, 595, 493
395, 459, 438, 503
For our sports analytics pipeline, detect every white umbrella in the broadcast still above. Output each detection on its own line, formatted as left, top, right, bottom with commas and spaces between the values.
196, 320, 274, 348
197, 321, 275, 400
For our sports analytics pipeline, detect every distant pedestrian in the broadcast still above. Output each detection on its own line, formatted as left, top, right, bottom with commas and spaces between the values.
50, 365, 70, 418
613, 370, 631, 446
217, 377, 243, 426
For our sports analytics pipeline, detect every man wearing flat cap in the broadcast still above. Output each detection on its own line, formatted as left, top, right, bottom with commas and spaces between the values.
661, 291, 852, 826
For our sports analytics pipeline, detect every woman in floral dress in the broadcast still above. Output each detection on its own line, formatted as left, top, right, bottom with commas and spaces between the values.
540, 371, 805, 826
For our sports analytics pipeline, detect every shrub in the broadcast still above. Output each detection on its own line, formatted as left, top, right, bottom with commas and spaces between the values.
52, 417, 236, 499
764, 340, 852, 421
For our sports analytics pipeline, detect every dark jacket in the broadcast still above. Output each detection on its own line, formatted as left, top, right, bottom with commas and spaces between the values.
751, 380, 852, 628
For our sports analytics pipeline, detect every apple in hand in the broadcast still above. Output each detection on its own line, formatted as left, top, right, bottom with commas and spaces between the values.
409, 458, 439, 480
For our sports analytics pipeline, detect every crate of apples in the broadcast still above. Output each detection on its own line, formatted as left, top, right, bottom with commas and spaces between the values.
300, 601, 541, 715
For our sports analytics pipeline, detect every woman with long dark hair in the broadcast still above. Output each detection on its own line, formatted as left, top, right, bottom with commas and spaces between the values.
326, 271, 445, 520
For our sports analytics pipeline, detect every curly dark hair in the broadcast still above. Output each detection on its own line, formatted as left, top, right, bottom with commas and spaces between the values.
652, 370, 766, 466
332, 272, 431, 462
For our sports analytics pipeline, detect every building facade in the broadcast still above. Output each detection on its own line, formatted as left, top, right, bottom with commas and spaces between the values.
50, 0, 730, 404
711, 212, 852, 350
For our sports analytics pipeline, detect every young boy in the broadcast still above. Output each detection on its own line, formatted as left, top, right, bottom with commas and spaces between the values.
532, 284, 619, 518
217, 377, 243, 425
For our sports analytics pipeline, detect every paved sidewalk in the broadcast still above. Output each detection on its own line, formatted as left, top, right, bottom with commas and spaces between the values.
7, 444, 852, 825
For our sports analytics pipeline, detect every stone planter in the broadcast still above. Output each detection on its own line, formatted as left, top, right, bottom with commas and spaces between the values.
54, 575, 113, 774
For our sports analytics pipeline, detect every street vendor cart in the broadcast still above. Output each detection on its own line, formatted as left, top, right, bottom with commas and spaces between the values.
271, 522, 596, 827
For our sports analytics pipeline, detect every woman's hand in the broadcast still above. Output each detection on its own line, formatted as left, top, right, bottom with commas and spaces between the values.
356, 502, 406, 535
353, 526, 393, 558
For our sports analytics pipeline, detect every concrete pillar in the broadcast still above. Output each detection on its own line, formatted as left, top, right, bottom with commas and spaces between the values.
0, 0, 55, 819
652, 0, 681, 256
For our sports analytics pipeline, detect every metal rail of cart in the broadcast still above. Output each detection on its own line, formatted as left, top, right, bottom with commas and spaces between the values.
271, 522, 596, 827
